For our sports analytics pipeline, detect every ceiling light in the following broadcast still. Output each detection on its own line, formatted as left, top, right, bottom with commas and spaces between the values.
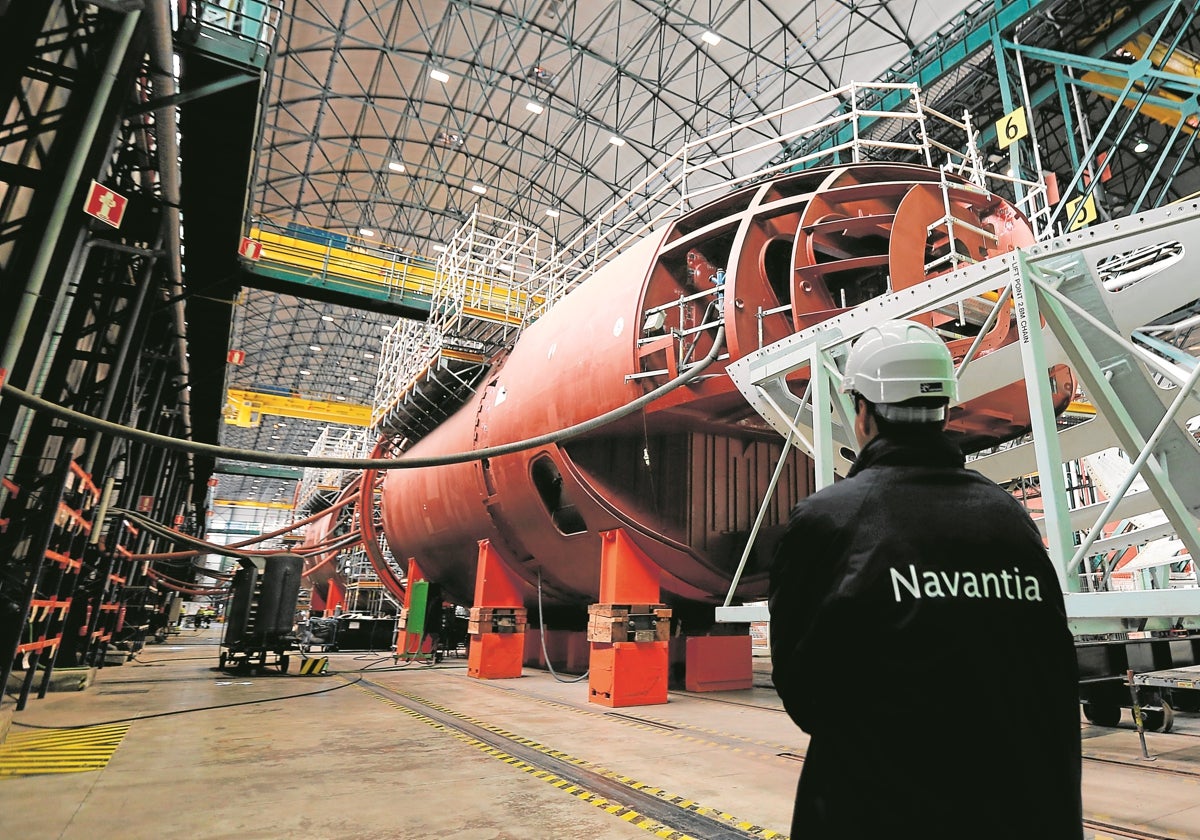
266, 447, 275, 451
525, 101, 544, 115
309, 345, 321, 351
321, 314, 334, 322
271, 435, 280, 440
430, 68, 450, 83
349, 375, 360, 382
364, 352, 375, 359
335, 395, 347, 401
300, 369, 311, 375
701, 30, 722, 46
359, 228, 375, 237
433, 244, 447, 252
388, 161, 406, 173
545, 208, 560, 218
1132, 136, 1151, 154
608, 135, 626, 147
471, 183, 487, 194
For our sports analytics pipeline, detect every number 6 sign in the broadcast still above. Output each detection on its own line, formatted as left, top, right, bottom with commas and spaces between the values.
996, 106, 1028, 150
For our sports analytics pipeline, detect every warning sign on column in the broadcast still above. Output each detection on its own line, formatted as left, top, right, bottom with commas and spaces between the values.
83, 181, 128, 229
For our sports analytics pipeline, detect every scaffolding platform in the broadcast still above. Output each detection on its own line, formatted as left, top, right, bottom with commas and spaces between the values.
371, 212, 553, 443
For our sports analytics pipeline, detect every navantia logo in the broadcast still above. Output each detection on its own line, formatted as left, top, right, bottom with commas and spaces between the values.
919, 382, 944, 393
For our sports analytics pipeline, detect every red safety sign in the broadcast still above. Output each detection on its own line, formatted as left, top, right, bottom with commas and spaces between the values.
83, 181, 128, 229
238, 237, 263, 260
227, 349, 246, 365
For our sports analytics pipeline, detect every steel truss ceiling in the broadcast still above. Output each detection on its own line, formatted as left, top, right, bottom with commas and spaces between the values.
251, 0, 969, 255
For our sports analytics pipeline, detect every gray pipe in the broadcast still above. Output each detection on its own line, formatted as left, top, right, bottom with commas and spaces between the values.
146, 1, 196, 491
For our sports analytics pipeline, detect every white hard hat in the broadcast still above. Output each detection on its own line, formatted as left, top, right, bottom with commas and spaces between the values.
840, 320, 957, 419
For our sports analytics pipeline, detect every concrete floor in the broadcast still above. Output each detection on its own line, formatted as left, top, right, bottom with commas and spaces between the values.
3, 627, 1199, 839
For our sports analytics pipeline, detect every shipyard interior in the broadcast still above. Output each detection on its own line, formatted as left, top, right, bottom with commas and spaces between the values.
3, 0, 1200, 838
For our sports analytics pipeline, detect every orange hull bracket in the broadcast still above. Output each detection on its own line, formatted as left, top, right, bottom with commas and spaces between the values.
467, 540, 525, 680
588, 528, 669, 707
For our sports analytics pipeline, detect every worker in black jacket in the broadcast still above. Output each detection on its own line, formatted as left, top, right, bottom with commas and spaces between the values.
769, 320, 1082, 839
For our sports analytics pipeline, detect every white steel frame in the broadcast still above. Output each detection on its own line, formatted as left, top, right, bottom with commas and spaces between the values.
721, 200, 1200, 634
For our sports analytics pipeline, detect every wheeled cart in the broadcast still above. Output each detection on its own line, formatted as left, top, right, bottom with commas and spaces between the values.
218, 644, 296, 674
218, 553, 304, 675
1077, 631, 1200, 731
1130, 664, 1200, 733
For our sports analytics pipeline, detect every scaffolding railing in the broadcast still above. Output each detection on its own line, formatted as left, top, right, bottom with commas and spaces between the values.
179, 0, 283, 69
294, 426, 372, 512
370, 211, 553, 439
525, 82, 1052, 323
433, 210, 548, 338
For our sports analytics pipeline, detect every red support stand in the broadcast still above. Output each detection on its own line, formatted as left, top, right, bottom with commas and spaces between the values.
467, 540, 526, 680
325, 577, 346, 615
588, 529, 669, 707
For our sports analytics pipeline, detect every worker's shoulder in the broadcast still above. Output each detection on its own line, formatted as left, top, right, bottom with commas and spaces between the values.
787, 471, 875, 519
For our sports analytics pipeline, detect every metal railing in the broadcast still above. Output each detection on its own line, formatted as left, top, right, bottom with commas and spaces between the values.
247, 216, 439, 303
294, 426, 372, 512
525, 82, 1053, 323
370, 211, 553, 436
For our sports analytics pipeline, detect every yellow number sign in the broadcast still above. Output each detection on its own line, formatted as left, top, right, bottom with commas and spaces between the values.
1065, 194, 1098, 231
996, 106, 1028, 150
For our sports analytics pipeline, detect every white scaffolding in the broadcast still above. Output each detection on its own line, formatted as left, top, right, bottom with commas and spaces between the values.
370, 211, 553, 443
525, 81, 1054, 324
294, 426, 372, 513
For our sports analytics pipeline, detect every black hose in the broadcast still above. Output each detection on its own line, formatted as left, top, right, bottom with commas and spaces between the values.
0, 327, 725, 470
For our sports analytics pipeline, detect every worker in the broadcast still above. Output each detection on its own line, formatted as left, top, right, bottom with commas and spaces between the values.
769, 320, 1082, 839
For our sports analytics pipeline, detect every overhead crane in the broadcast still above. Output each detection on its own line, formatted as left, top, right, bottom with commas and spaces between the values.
222, 387, 371, 428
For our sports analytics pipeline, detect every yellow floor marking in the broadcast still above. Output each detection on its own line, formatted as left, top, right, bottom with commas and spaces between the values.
0, 723, 130, 777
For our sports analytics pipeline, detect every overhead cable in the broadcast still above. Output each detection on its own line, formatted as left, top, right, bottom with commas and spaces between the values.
0, 327, 726, 470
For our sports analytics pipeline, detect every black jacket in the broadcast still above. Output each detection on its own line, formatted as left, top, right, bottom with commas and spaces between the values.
769, 432, 1082, 839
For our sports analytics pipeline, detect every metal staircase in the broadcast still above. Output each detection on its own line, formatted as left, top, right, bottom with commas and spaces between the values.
371, 211, 551, 445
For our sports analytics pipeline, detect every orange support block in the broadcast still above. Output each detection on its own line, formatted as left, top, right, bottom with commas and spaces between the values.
684, 635, 753, 692
588, 641, 669, 707
467, 540, 525, 680
474, 539, 524, 606
468, 633, 524, 679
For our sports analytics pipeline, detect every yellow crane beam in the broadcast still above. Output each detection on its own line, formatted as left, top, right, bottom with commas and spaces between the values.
213, 499, 296, 510
224, 388, 372, 428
